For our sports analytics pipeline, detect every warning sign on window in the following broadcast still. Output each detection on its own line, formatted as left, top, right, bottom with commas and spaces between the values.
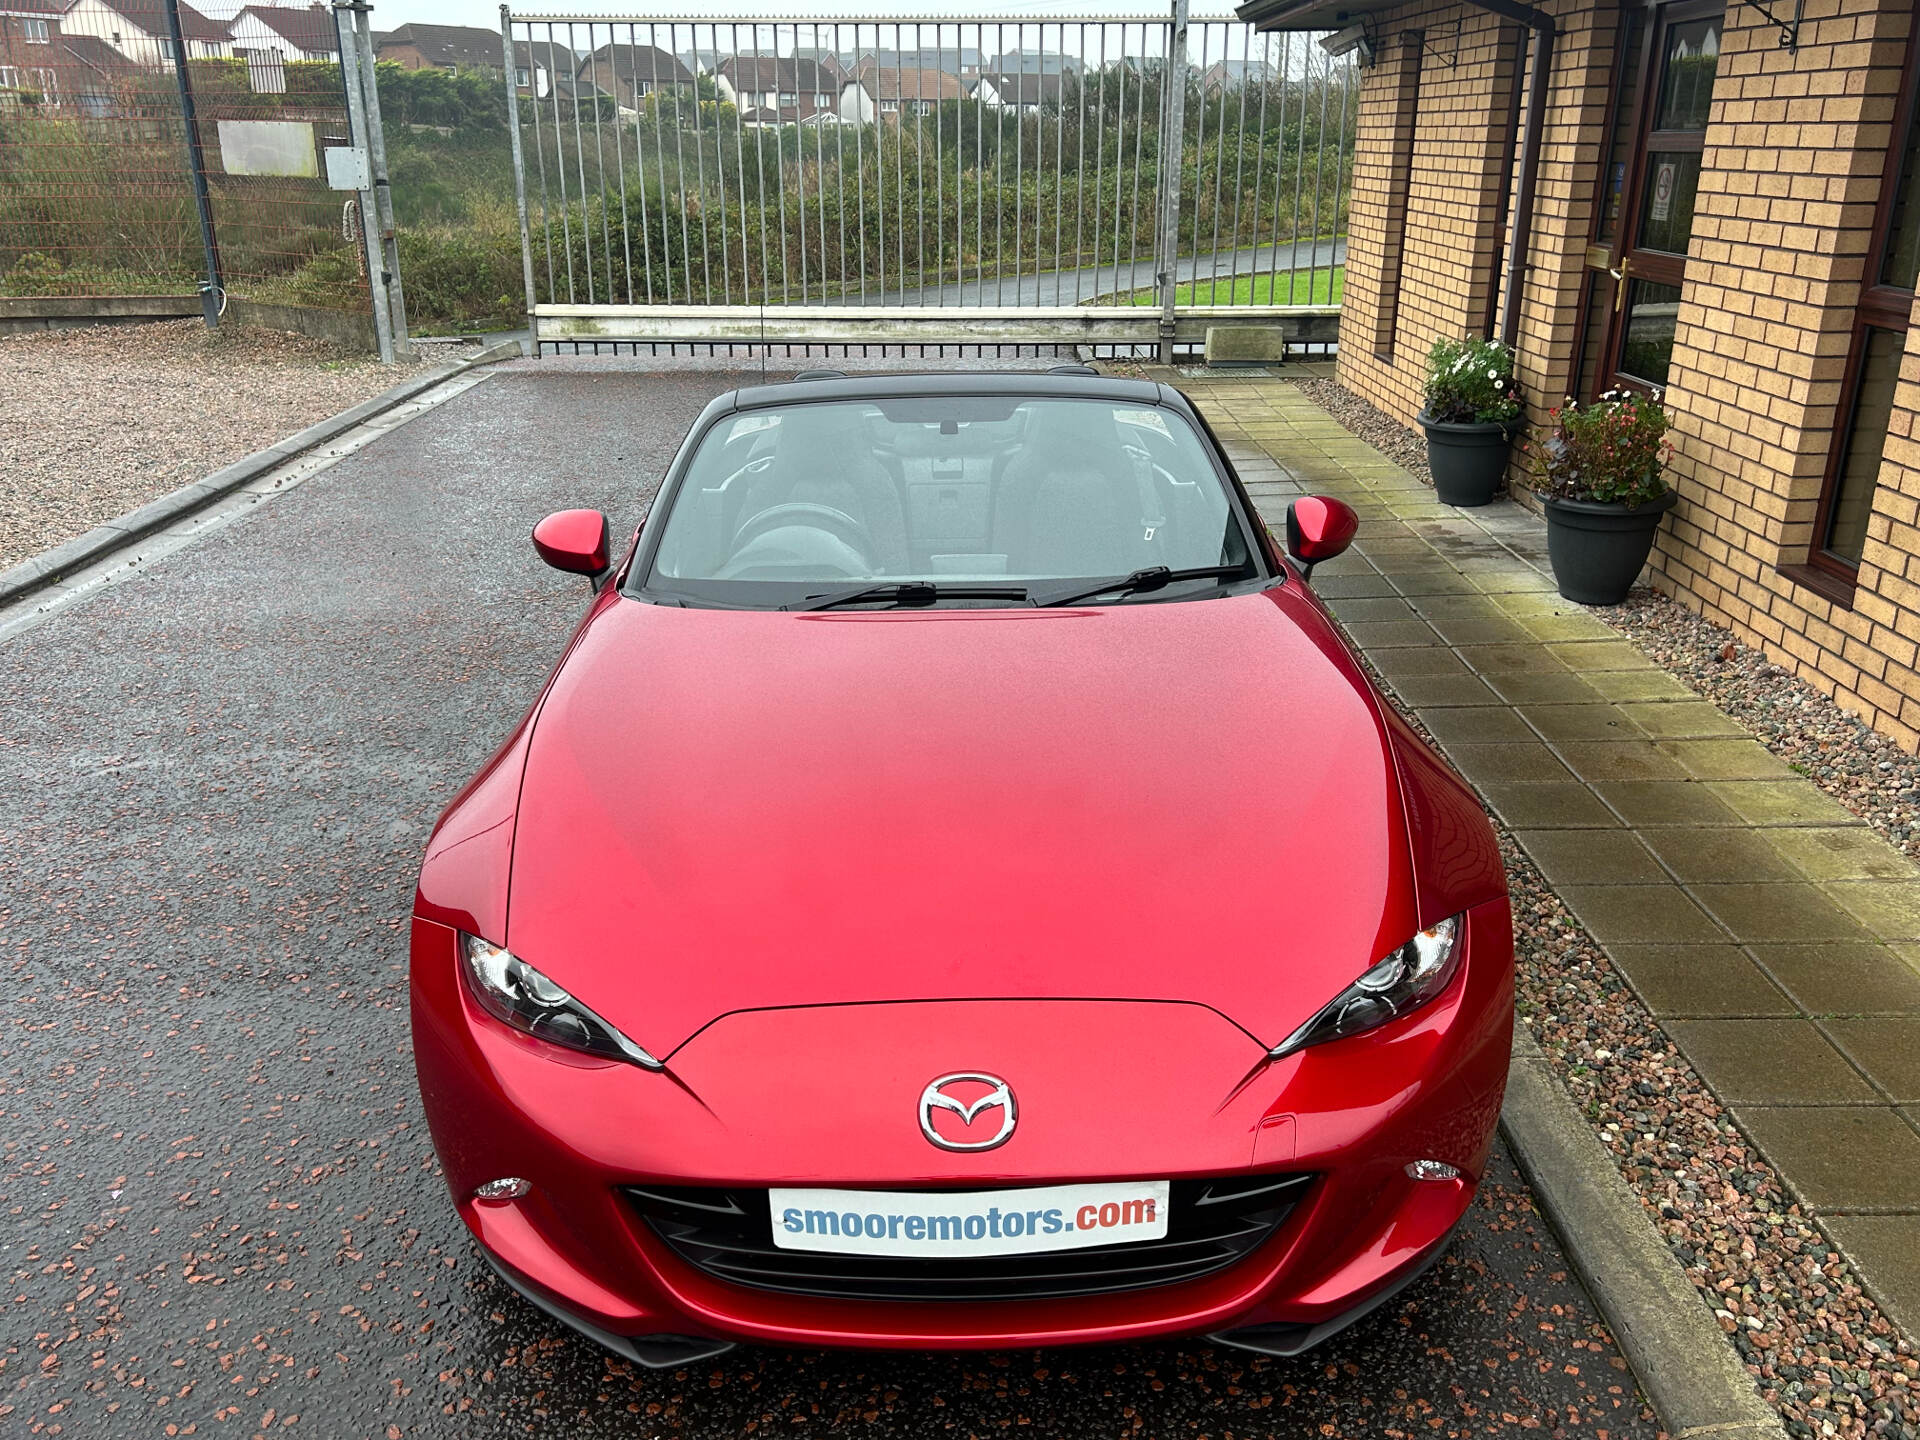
1650, 161, 1676, 223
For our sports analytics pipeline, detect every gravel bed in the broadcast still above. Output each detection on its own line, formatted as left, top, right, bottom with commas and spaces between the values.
1604, 591, 1920, 856
1293, 375, 1438, 489
1347, 635, 1920, 1440
0, 319, 418, 573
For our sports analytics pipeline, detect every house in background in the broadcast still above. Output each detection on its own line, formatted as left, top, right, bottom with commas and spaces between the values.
60, 0, 230, 60
0, 0, 63, 99
973, 70, 1062, 112
227, 1, 332, 59
375, 21, 497, 71
715, 53, 836, 125
576, 41, 692, 113
1199, 56, 1276, 92
836, 61, 966, 124
991, 49, 1079, 75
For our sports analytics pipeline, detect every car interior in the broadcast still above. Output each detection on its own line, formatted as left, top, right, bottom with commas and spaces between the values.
650, 397, 1251, 586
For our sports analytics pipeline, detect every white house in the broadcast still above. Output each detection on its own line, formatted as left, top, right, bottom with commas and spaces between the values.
59, 0, 231, 60
973, 70, 1062, 113
227, 4, 335, 61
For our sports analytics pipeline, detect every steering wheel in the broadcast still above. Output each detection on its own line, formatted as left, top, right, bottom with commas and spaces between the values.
730, 502, 876, 561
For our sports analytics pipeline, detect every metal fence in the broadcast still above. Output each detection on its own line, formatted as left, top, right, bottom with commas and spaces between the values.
0, 20, 368, 317
501, 10, 1355, 358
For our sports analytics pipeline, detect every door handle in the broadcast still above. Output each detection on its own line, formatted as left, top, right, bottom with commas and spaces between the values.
1611, 255, 1634, 313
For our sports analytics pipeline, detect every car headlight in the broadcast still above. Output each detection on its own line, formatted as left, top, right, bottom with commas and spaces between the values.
1269, 916, 1463, 1060
459, 933, 662, 1070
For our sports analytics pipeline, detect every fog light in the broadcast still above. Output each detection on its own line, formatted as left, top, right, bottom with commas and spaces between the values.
474, 1177, 531, 1200
1405, 1160, 1461, 1182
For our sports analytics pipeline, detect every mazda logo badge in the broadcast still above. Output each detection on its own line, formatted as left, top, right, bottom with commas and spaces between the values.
918, 1072, 1017, 1151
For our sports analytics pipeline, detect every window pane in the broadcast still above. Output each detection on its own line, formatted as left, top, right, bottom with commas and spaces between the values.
1882, 95, 1920, 291
1653, 17, 1719, 133
1619, 279, 1683, 387
1637, 149, 1701, 254
1596, 9, 1647, 246
1825, 327, 1904, 565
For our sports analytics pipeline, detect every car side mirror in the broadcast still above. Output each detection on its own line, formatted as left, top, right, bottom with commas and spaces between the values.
532, 509, 612, 589
1284, 496, 1359, 580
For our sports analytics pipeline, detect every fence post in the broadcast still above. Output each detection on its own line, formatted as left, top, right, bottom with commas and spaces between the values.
162, 0, 223, 329
333, 4, 393, 363
500, 6, 539, 344
1156, 0, 1190, 364
333, 0, 410, 361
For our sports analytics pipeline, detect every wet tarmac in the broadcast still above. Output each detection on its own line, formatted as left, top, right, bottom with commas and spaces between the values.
0, 365, 1657, 1438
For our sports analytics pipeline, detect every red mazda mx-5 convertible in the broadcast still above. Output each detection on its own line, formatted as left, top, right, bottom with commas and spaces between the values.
409, 370, 1514, 1368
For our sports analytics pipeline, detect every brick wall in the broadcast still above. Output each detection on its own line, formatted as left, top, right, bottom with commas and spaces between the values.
1329, 0, 1920, 750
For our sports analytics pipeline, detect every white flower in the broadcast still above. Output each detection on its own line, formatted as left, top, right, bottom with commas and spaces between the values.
1487, 368, 1499, 380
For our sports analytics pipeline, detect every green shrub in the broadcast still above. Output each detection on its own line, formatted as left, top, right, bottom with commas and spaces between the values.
1526, 391, 1671, 507
1423, 336, 1521, 426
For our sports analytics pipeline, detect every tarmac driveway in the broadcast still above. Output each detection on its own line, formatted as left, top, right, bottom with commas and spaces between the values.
0, 363, 1656, 1437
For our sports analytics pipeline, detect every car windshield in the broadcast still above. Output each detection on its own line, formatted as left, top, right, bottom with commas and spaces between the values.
642, 395, 1259, 608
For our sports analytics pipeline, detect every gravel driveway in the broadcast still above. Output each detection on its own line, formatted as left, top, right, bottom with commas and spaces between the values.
0, 319, 417, 573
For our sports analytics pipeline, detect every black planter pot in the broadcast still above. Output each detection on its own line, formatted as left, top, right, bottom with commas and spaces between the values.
1416, 413, 1514, 507
1542, 490, 1678, 606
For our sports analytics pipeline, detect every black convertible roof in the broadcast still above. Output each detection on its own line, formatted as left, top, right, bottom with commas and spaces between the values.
726, 370, 1174, 414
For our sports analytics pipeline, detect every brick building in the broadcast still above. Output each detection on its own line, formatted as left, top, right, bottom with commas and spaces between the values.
1239, 0, 1920, 748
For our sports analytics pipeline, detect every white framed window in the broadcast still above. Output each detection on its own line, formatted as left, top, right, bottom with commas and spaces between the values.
515, 66, 529, 85
24, 18, 51, 43
159, 36, 176, 60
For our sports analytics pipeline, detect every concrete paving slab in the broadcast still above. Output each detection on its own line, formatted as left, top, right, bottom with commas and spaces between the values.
1591, 780, 1747, 828
1555, 740, 1695, 783
1705, 781, 1864, 828
1689, 883, 1878, 944
1666, 1019, 1880, 1103
1763, 827, 1913, 880
1484, 670, 1611, 705
1477, 781, 1625, 829
1821, 880, 1920, 940
1387, 673, 1507, 707
1638, 828, 1803, 884
1734, 1106, 1920, 1211
1512, 828, 1669, 885
1416, 706, 1537, 744
1821, 1017, 1920, 1100
1748, 943, 1920, 1015
1655, 738, 1799, 781
1517, 703, 1647, 741
1605, 944, 1798, 1017
1824, 1215, 1920, 1339
1443, 741, 1579, 785
1584, 670, 1699, 702
1557, 884, 1729, 944
1616, 701, 1749, 738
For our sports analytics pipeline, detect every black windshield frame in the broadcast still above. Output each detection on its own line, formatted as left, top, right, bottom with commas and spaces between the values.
621, 378, 1279, 611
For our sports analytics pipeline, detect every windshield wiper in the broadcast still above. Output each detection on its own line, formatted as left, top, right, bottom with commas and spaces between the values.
1033, 563, 1255, 609
794, 581, 1030, 612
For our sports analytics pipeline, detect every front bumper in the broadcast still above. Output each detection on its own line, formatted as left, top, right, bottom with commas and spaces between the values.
410, 899, 1513, 1357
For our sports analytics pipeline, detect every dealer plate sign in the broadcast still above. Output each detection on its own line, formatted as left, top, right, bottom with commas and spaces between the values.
770, 1180, 1171, 1258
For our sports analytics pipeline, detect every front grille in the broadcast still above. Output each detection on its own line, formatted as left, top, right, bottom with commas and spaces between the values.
625, 1174, 1313, 1303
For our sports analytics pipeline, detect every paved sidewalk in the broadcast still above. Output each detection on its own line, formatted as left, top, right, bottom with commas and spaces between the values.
1182, 375, 1920, 1341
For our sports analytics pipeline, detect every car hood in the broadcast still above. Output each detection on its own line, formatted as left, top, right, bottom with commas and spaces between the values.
505, 589, 1417, 1058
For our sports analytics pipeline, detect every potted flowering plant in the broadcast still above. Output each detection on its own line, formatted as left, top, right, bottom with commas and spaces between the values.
1525, 389, 1676, 606
1417, 336, 1523, 507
